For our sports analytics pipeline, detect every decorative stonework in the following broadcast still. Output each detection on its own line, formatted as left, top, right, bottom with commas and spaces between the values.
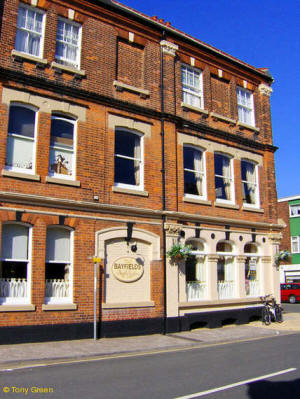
268, 233, 282, 245
258, 84, 273, 97
261, 256, 272, 264
160, 40, 178, 56
112, 257, 144, 283
164, 223, 182, 237
207, 254, 220, 263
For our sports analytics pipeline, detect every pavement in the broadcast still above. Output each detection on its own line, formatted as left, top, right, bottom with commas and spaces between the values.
1, 311, 300, 370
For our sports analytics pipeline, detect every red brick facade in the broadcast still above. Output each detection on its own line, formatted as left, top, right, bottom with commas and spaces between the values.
0, 0, 282, 343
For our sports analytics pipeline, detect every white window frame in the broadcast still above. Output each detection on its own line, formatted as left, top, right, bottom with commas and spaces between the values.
114, 128, 144, 191
55, 17, 82, 69
48, 114, 77, 180
15, 3, 46, 58
290, 205, 300, 217
241, 159, 259, 208
237, 87, 255, 127
181, 65, 204, 109
0, 223, 32, 305
45, 226, 73, 304
214, 153, 235, 204
6, 103, 38, 174
291, 236, 300, 254
183, 145, 206, 200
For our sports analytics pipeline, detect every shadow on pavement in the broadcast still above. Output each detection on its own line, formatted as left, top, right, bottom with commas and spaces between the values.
247, 378, 300, 399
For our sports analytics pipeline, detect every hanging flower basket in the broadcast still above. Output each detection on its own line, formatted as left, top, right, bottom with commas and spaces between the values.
275, 250, 290, 268
167, 243, 192, 261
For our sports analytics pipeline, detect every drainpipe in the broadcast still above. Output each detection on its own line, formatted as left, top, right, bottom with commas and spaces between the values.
160, 30, 167, 334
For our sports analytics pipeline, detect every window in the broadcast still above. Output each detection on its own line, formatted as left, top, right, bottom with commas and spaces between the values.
214, 153, 233, 202
244, 243, 259, 296
0, 224, 31, 304
237, 87, 255, 126
182, 65, 203, 108
6, 104, 37, 172
114, 129, 143, 189
45, 227, 72, 303
216, 241, 235, 299
290, 205, 300, 217
49, 114, 76, 178
55, 19, 81, 69
183, 146, 205, 198
241, 160, 259, 206
291, 236, 300, 254
15, 4, 45, 58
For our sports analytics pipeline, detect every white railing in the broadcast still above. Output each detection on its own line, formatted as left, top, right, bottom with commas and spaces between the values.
247, 280, 260, 297
0, 278, 27, 299
45, 279, 69, 298
186, 282, 206, 301
218, 281, 235, 299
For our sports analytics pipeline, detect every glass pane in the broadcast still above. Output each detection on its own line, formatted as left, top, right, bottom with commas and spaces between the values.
45, 263, 67, 280
2, 224, 28, 260
217, 260, 225, 281
50, 118, 74, 147
184, 171, 199, 195
1, 261, 27, 279
215, 176, 226, 199
49, 147, 73, 176
186, 256, 197, 282
6, 135, 33, 170
115, 130, 138, 158
115, 157, 136, 185
8, 106, 35, 138
46, 228, 70, 262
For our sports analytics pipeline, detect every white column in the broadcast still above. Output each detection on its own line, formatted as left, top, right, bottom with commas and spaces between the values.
236, 256, 247, 298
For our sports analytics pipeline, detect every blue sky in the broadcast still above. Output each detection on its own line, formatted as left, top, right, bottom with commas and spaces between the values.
121, 0, 300, 199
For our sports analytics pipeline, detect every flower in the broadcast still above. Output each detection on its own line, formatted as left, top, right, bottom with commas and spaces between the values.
275, 250, 290, 266
167, 243, 192, 260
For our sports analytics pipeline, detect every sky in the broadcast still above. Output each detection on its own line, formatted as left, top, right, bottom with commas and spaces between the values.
120, 0, 300, 199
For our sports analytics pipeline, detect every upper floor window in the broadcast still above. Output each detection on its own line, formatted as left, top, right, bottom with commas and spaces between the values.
183, 146, 205, 198
114, 129, 143, 189
290, 205, 300, 217
291, 236, 300, 254
55, 19, 82, 69
15, 4, 45, 58
237, 87, 255, 126
49, 114, 76, 179
182, 65, 203, 109
6, 104, 37, 173
214, 153, 233, 202
241, 160, 259, 206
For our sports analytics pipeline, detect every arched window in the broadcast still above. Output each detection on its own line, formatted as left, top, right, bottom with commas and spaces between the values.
185, 239, 206, 301
114, 129, 143, 189
214, 153, 234, 202
45, 226, 73, 303
6, 104, 37, 172
49, 114, 77, 179
216, 240, 235, 299
0, 223, 31, 304
244, 243, 259, 296
183, 146, 206, 198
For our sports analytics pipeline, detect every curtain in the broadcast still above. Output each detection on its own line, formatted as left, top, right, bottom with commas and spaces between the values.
194, 150, 202, 196
245, 162, 256, 204
133, 136, 141, 186
225, 257, 234, 281
2, 225, 28, 260
195, 257, 205, 282
222, 156, 231, 200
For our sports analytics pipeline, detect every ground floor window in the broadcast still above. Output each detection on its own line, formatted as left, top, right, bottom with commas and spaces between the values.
0, 223, 30, 304
45, 226, 72, 303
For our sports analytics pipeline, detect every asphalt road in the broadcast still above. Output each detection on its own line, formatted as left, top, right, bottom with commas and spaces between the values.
283, 303, 300, 313
1, 333, 300, 399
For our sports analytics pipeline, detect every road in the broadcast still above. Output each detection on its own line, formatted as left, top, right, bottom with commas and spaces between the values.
283, 303, 300, 313
1, 333, 300, 399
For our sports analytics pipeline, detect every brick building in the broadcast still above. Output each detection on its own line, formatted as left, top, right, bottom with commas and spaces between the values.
0, 0, 283, 343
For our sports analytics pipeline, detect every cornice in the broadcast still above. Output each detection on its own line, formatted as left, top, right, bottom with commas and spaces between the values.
0, 191, 284, 231
0, 68, 277, 153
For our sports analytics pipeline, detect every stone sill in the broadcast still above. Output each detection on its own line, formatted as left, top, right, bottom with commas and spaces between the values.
102, 301, 155, 309
42, 303, 77, 311
210, 112, 236, 125
181, 102, 209, 116
11, 49, 47, 65
51, 61, 86, 76
0, 304, 35, 312
113, 81, 149, 97
237, 121, 260, 133
242, 206, 264, 213
46, 176, 80, 187
179, 297, 262, 309
2, 169, 40, 181
183, 197, 212, 206
112, 186, 149, 197
214, 201, 240, 210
